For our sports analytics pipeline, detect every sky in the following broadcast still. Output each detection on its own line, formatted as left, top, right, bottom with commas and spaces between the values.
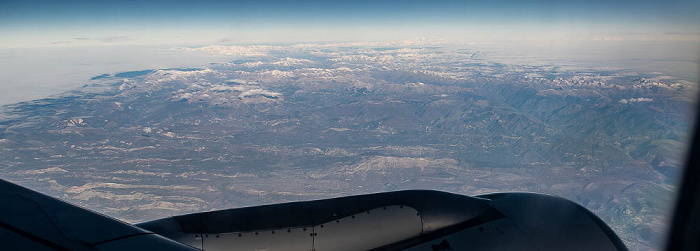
1, 0, 699, 48
0, 0, 698, 105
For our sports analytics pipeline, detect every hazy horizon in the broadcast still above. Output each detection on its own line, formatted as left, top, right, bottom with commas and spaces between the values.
2, 0, 698, 48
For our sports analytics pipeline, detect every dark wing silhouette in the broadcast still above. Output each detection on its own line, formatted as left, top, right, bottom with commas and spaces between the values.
0, 179, 198, 251
0, 178, 627, 251
138, 190, 627, 251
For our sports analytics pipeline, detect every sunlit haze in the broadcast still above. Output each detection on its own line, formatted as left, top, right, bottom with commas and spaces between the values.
1, 0, 699, 47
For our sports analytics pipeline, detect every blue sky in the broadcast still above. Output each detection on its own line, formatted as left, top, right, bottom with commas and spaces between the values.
1, 0, 698, 47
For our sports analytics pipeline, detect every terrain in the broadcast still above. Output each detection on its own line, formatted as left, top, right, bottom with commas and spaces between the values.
0, 43, 695, 250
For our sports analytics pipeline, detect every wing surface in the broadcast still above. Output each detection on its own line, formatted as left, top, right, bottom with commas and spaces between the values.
0, 179, 198, 251
139, 191, 627, 251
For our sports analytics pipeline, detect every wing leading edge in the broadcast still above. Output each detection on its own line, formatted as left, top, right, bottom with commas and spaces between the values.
0, 179, 198, 251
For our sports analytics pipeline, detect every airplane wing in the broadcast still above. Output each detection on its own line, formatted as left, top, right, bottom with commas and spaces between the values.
137, 190, 628, 251
0, 179, 199, 251
0, 178, 627, 250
